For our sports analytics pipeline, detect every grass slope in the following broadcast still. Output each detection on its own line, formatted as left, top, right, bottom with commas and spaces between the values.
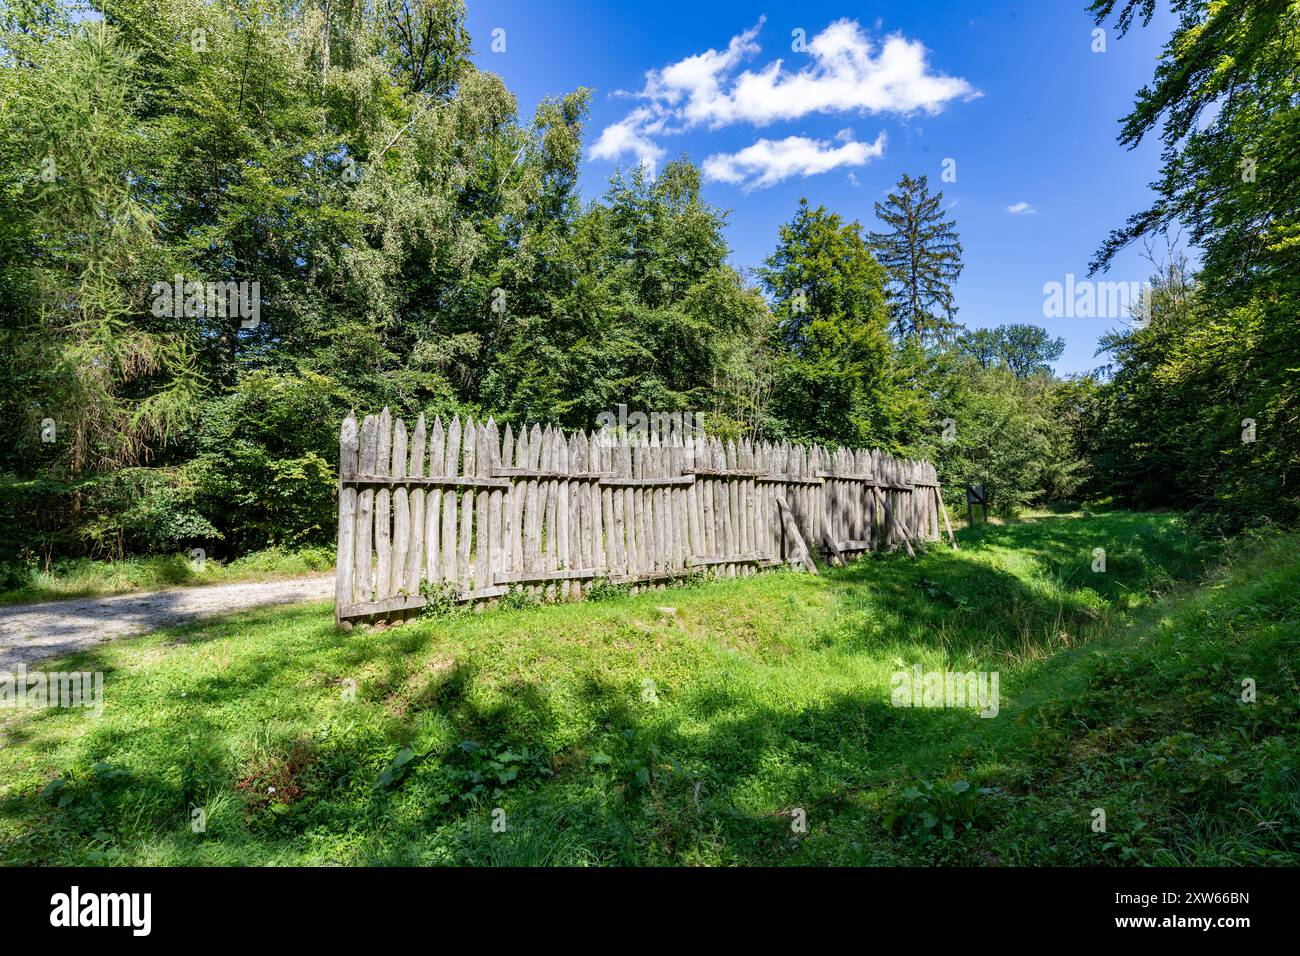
0, 548, 336, 607
0, 510, 1295, 866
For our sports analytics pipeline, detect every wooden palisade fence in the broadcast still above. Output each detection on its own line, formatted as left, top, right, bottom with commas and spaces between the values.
335, 410, 954, 625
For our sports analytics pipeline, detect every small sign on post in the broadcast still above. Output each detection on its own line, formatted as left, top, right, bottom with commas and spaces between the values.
965, 484, 989, 526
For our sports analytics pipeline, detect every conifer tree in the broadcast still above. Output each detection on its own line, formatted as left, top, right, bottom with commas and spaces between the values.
868, 173, 963, 341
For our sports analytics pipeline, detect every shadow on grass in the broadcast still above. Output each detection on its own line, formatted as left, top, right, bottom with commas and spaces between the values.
0, 511, 1220, 865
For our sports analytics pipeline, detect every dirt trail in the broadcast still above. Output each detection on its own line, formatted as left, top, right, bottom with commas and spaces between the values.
0, 575, 334, 669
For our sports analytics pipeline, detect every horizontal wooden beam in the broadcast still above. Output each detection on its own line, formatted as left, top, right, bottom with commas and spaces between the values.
688, 552, 777, 567
492, 468, 615, 480
343, 475, 511, 489
817, 471, 877, 482
599, 476, 695, 488
815, 473, 916, 491
338, 584, 511, 619
339, 593, 426, 617
684, 468, 764, 478
495, 568, 600, 584
345, 472, 916, 491
609, 567, 698, 584
756, 476, 825, 486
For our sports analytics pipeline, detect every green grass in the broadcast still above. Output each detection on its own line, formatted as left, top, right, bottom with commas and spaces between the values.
0, 547, 336, 606
1, 509, 1295, 866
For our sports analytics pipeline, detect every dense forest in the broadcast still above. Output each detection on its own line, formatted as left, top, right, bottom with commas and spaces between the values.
1, 0, 1295, 575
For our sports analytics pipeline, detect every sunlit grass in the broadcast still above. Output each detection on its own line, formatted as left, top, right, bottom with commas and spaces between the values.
0, 547, 335, 606
0, 511, 1293, 866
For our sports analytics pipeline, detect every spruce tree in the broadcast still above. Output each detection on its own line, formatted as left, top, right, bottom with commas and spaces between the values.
868, 173, 963, 341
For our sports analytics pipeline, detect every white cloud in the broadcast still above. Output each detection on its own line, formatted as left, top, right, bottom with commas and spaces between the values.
591, 17, 977, 175
702, 132, 886, 191
589, 107, 666, 176
1007, 201, 1036, 215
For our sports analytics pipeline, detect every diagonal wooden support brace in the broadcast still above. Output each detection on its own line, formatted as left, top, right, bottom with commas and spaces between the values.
872, 486, 917, 559
775, 495, 819, 574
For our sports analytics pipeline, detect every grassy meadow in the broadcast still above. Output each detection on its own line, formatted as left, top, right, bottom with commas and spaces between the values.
1, 510, 1296, 866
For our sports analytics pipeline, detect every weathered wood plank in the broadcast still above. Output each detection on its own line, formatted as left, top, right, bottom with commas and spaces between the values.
621, 438, 638, 578
335, 412, 359, 624
589, 432, 606, 576
556, 428, 571, 597
821, 516, 843, 566
937, 482, 958, 550
486, 419, 504, 593
374, 407, 393, 600
500, 422, 515, 580
425, 417, 444, 586
354, 414, 378, 603
575, 431, 592, 583
597, 475, 695, 488
441, 415, 460, 584
459, 418, 476, 590
873, 483, 916, 559
391, 416, 409, 596
475, 419, 493, 593
405, 414, 426, 597
341, 476, 510, 489
495, 567, 600, 584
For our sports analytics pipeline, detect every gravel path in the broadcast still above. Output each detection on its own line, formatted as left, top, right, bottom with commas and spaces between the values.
0, 575, 334, 669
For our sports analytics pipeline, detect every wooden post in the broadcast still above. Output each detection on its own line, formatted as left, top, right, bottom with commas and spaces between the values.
442, 416, 460, 585
335, 411, 358, 626
390, 417, 409, 598
355, 414, 378, 604
374, 407, 393, 600
405, 414, 426, 597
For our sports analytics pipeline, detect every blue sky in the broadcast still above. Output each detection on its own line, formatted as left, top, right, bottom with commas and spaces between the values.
465, 0, 1178, 375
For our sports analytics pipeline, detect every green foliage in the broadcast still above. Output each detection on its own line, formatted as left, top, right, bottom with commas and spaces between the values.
759, 200, 892, 447
957, 324, 1065, 378
1082, 0, 1300, 530
418, 579, 461, 618
437, 741, 555, 805
585, 578, 630, 603
0, 3, 777, 560
1081, 260, 1300, 530
868, 173, 963, 341
481, 160, 770, 430
890, 345, 1087, 514
1, 0, 1287, 565
884, 780, 1000, 844
499, 586, 542, 610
